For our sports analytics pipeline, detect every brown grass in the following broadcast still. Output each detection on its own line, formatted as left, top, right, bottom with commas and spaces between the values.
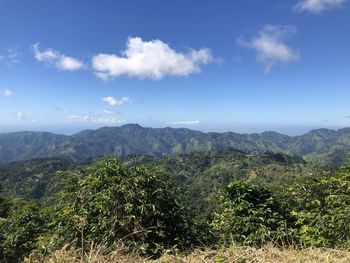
25, 243, 350, 263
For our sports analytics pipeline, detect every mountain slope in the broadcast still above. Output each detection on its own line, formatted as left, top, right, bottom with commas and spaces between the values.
1, 124, 350, 166
0, 149, 315, 207
0, 132, 68, 163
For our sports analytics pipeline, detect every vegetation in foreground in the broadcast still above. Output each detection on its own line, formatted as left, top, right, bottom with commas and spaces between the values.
0, 155, 350, 262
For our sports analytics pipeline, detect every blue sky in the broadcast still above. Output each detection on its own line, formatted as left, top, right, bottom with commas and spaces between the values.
0, 0, 349, 135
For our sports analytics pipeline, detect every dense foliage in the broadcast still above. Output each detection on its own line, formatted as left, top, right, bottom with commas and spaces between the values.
0, 150, 349, 262
0, 201, 49, 262
0, 158, 76, 199
0, 148, 315, 211
49, 159, 197, 256
210, 181, 294, 246
124, 149, 313, 220
0, 158, 199, 262
283, 165, 350, 248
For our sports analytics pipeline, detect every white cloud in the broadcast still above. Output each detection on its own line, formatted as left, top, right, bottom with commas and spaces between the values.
238, 25, 299, 72
0, 47, 21, 66
67, 112, 124, 124
56, 55, 85, 71
32, 43, 85, 71
6, 48, 21, 65
1, 89, 14, 97
92, 37, 214, 80
17, 112, 27, 121
294, 0, 347, 13
102, 96, 132, 106
102, 97, 117, 106
104, 109, 116, 115
33, 44, 58, 62
16, 112, 36, 122
166, 120, 200, 125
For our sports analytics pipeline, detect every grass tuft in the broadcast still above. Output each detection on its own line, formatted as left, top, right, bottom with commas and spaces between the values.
25, 243, 350, 263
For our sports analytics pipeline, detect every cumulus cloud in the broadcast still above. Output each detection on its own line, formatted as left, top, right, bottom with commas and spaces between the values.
102, 97, 117, 106
238, 25, 299, 72
102, 96, 132, 106
294, 0, 347, 13
67, 112, 124, 124
92, 37, 214, 80
0, 89, 14, 97
32, 43, 85, 71
166, 120, 200, 125
56, 55, 85, 71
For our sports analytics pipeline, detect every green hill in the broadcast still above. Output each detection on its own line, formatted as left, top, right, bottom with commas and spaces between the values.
0, 148, 321, 217
1, 124, 350, 167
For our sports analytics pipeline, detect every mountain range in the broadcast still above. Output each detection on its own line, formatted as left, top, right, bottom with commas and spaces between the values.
1, 124, 350, 166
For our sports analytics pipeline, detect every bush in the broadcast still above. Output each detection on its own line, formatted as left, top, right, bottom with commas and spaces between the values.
0, 201, 49, 262
49, 158, 197, 256
210, 181, 294, 246
284, 165, 350, 248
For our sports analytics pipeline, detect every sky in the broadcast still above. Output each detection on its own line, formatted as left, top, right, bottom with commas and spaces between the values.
0, 0, 349, 135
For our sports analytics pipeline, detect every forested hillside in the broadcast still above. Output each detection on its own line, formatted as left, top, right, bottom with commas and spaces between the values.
0, 158, 78, 199
1, 125, 350, 167
0, 148, 319, 204
124, 149, 320, 217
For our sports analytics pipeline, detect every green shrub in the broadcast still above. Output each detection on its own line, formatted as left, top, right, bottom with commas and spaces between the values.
284, 165, 350, 248
210, 181, 294, 246
48, 158, 197, 256
0, 201, 49, 262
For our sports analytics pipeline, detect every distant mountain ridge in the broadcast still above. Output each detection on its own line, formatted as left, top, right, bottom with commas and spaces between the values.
1, 124, 350, 166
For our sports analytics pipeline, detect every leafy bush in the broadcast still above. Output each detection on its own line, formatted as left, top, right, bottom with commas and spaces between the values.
284, 165, 350, 248
0, 201, 49, 262
48, 158, 197, 256
210, 181, 294, 246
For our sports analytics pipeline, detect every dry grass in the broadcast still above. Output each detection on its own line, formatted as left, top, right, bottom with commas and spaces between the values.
25, 244, 350, 263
